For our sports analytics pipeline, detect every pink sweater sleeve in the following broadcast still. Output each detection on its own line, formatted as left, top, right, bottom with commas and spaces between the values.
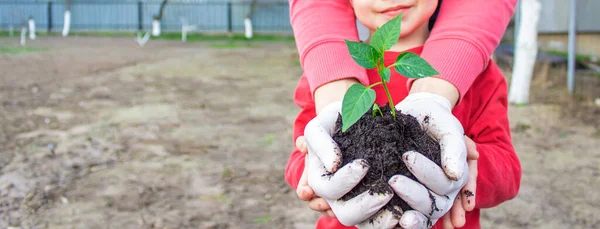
418, 0, 517, 99
290, 0, 517, 100
289, 0, 369, 94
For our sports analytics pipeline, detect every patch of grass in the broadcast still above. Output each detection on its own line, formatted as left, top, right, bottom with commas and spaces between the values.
513, 122, 532, 133
546, 50, 597, 64
254, 215, 272, 224
0, 30, 137, 38
156, 32, 294, 43
215, 194, 232, 204
0, 30, 295, 43
209, 41, 255, 49
559, 131, 568, 138
69, 31, 137, 37
0, 46, 48, 55
260, 133, 277, 146
514, 103, 528, 107
221, 167, 233, 178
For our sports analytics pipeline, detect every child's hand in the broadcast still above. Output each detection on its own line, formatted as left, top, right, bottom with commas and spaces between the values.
301, 102, 393, 226
384, 137, 478, 229
442, 137, 478, 229
295, 137, 335, 218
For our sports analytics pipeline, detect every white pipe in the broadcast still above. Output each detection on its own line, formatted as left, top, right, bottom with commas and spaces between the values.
28, 18, 36, 40
152, 19, 161, 36
181, 18, 187, 42
508, 0, 541, 104
20, 27, 27, 46
9, 25, 14, 37
567, 0, 577, 94
244, 18, 253, 39
62, 10, 71, 37
514, 0, 521, 51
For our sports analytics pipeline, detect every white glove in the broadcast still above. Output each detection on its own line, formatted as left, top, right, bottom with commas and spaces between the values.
304, 101, 393, 227
391, 92, 469, 228
355, 209, 400, 229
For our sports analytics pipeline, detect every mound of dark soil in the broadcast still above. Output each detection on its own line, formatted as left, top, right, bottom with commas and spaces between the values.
332, 105, 441, 215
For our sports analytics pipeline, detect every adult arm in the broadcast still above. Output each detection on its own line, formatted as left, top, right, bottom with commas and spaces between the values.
412, 0, 517, 105
289, 0, 368, 99
290, 0, 517, 107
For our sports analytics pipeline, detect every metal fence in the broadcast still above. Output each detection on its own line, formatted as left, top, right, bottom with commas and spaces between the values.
538, 0, 600, 33
0, 1, 292, 34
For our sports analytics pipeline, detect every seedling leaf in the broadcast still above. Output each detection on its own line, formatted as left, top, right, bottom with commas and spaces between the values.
345, 40, 380, 69
379, 67, 391, 82
394, 52, 439, 78
370, 14, 402, 53
372, 104, 383, 117
342, 84, 376, 132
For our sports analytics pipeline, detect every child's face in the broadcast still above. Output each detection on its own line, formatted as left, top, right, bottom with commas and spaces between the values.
351, 0, 438, 37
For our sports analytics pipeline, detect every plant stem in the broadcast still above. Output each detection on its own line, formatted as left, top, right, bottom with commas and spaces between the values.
381, 80, 396, 119
376, 60, 396, 120
368, 81, 383, 89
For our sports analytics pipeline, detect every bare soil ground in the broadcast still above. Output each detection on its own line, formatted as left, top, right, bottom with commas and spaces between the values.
0, 37, 598, 229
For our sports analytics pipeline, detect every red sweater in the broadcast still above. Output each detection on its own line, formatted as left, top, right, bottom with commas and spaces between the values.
289, 0, 517, 100
284, 47, 522, 229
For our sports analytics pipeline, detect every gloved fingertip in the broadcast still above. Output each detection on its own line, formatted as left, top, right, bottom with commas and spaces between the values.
347, 159, 369, 180
381, 191, 395, 201
443, 166, 462, 181
399, 212, 418, 228
388, 175, 408, 187
353, 159, 370, 169
402, 151, 418, 164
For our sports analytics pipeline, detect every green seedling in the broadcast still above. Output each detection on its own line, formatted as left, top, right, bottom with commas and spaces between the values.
341, 14, 438, 132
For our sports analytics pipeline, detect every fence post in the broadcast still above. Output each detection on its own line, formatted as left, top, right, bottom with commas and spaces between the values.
227, 1, 232, 32
138, 1, 143, 31
47, 1, 53, 32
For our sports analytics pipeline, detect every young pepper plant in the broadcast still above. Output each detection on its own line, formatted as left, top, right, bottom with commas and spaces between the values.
341, 14, 439, 132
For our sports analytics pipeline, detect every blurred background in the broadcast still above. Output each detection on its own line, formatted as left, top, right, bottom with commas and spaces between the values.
0, 0, 598, 228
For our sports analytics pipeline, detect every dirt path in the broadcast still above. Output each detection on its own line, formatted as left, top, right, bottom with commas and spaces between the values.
0, 37, 598, 229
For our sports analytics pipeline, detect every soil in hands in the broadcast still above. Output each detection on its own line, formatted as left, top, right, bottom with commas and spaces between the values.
332, 105, 441, 215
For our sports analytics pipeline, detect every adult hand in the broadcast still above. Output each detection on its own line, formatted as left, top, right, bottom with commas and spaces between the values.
302, 101, 393, 226
296, 125, 478, 228
362, 137, 478, 229
395, 92, 468, 182
389, 92, 469, 228
296, 135, 398, 229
